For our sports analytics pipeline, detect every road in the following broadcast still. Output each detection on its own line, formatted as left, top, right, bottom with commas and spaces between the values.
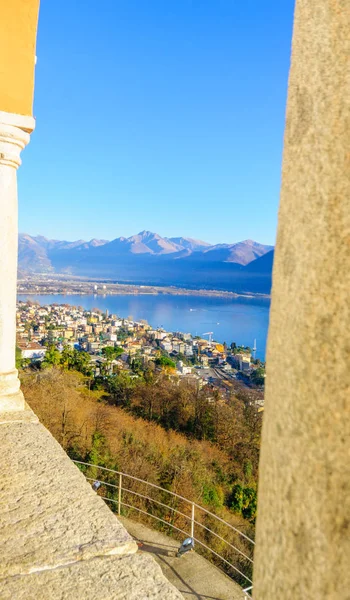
119, 517, 246, 600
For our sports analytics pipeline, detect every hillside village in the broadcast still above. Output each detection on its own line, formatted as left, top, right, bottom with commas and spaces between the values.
16, 301, 266, 395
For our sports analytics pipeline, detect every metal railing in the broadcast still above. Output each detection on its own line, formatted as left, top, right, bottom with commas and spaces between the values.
73, 460, 254, 598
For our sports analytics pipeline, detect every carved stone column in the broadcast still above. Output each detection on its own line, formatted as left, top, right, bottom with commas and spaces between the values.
0, 111, 34, 411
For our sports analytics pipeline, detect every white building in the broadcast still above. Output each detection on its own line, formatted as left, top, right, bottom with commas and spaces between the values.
19, 342, 47, 361
240, 356, 251, 371
176, 361, 192, 375
160, 340, 172, 352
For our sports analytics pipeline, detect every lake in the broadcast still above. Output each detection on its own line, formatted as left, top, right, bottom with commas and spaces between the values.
17, 294, 270, 360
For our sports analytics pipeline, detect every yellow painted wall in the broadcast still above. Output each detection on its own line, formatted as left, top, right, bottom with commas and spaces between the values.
0, 0, 40, 118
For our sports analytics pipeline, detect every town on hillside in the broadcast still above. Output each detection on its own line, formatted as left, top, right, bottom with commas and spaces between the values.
16, 301, 266, 401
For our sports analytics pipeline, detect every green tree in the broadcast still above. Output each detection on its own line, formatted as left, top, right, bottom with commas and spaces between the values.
85, 432, 111, 480
73, 349, 93, 376
60, 346, 75, 369
96, 371, 137, 408
229, 484, 257, 522
15, 346, 23, 370
42, 345, 61, 368
131, 356, 143, 375
115, 328, 128, 342
250, 367, 265, 386
155, 356, 175, 369
102, 346, 123, 361
202, 484, 224, 509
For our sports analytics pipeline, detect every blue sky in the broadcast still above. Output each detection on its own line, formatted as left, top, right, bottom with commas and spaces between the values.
18, 0, 295, 245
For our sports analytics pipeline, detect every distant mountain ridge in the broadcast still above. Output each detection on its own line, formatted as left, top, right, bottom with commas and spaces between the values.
18, 231, 274, 294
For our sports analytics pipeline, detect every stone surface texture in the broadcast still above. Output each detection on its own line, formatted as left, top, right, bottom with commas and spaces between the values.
0, 417, 137, 580
1, 554, 183, 600
254, 1, 350, 599
0, 553, 183, 600
0, 411, 182, 597
0, 404, 38, 425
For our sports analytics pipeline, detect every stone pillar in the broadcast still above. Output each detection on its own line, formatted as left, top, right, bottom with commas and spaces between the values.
0, 112, 34, 411
253, 1, 350, 598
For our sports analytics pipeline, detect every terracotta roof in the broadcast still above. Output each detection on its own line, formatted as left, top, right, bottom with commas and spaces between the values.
18, 342, 44, 350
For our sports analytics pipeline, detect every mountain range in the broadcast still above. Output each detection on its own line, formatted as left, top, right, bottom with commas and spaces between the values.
18, 231, 274, 294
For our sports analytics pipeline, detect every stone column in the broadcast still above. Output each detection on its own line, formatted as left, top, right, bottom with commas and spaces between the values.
253, 1, 350, 598
0, 111, 34, 411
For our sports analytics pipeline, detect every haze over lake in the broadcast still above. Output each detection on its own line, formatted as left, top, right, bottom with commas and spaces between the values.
17, 294, 270, 359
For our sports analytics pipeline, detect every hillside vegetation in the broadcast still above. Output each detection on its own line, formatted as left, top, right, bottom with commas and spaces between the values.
22, 367, 262, 582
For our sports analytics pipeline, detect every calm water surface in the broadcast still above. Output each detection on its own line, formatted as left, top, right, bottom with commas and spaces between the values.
17, 294, 270, 360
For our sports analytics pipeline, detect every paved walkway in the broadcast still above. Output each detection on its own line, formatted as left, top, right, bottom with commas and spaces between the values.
119, 516, 246, 600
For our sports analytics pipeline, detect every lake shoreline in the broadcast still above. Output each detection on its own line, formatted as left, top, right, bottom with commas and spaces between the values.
17, 280, 270, 301
17, 292, 270, 359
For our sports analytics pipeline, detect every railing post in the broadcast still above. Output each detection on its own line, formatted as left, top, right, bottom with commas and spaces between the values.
191, 502, 195, 539
118, 473, 122, 515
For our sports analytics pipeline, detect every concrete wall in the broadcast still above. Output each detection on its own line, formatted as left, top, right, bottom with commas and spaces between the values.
0, 0, 40, 117
254, 1, 350, 598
